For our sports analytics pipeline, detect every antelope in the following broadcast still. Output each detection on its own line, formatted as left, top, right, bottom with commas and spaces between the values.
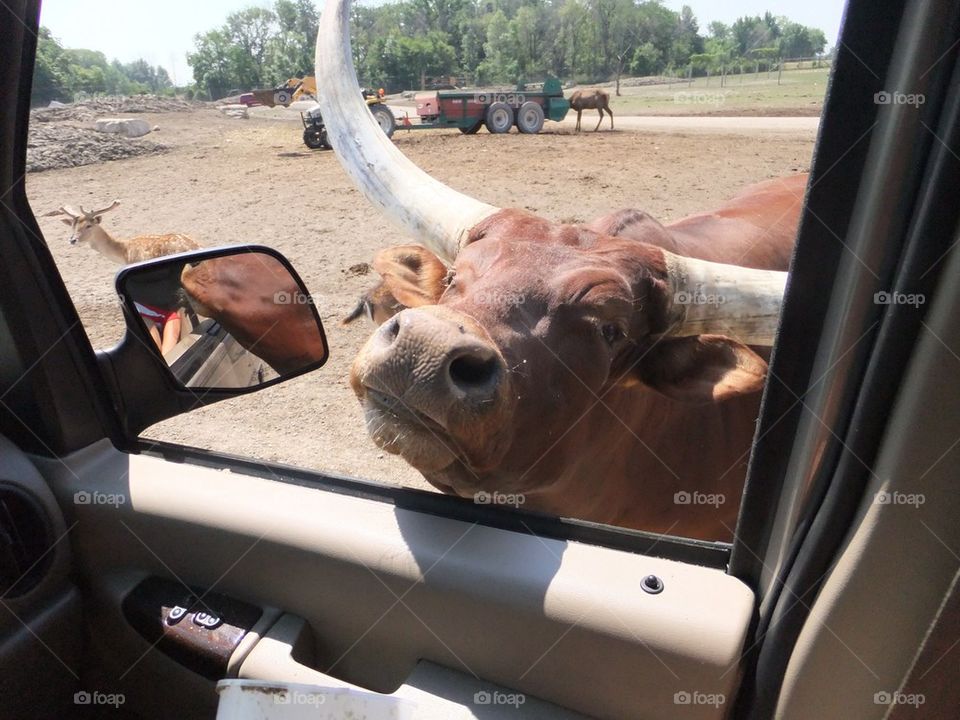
569, 89, 614, 132
57, 201, 200, 264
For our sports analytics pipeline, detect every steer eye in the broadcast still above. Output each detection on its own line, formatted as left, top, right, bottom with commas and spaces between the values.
442, 269, 456, 288
601, 323, 625, 346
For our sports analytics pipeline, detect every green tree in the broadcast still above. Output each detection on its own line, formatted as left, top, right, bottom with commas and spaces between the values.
225, 7, 278, 87
31, 28, 71, 104
188, 29, 241, 99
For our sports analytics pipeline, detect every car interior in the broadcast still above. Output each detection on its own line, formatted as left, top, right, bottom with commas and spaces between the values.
2, 0, 960, 718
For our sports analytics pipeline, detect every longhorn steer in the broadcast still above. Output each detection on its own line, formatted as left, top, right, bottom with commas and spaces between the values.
316, 0, 804, 541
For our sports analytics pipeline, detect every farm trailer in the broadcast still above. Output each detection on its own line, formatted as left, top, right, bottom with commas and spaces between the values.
401, 78, 571, 135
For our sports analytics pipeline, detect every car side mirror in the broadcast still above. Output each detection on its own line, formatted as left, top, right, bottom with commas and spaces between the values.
97, 246, 328, 438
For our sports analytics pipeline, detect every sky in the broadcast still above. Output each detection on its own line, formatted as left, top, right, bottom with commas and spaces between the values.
38, 0, 846, 88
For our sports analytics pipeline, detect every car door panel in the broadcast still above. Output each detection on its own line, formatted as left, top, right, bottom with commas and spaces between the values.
30, 439, 753, 720
0, 435, 82, 720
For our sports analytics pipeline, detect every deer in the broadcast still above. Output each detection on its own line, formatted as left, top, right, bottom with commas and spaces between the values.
56, 201, 200, 264
56, 201, 201, 354
569, 89, 614, 132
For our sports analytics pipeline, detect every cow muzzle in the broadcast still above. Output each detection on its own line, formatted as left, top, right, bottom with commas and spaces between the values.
350, 306, 512, 474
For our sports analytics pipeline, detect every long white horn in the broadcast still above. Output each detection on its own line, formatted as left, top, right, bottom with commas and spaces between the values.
316, 0, 498, 262
663, 251, 787, 346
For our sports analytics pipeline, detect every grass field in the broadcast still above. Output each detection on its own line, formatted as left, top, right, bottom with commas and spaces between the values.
604, 67, 830, 117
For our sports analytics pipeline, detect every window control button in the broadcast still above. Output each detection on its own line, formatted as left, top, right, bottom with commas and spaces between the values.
166, 605, 189, 625
193, 611, 221, 629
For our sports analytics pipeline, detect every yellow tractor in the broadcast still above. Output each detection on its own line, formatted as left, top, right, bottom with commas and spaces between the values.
250, 77, 395, 150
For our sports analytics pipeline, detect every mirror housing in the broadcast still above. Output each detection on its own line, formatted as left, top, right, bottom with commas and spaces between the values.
97, 245, 328, 438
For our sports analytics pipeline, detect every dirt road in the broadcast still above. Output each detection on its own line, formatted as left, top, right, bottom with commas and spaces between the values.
26, 107, 815, 491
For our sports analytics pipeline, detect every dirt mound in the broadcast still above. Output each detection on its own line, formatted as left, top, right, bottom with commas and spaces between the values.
27, 123, 168, 173
31, 95, 203, 123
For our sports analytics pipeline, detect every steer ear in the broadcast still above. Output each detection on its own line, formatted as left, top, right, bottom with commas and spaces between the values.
371, 244, 448, 308
634, 334, 768, 403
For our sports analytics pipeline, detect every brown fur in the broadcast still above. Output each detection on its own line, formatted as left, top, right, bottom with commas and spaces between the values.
180, 254, 327, 374
569, 89, 614, 132
350, 174, 807, 541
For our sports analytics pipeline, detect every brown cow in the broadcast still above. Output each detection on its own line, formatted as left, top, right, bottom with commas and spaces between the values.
180, 254, 327, 375
569, 89, 613, 132
318, 0, 804, 541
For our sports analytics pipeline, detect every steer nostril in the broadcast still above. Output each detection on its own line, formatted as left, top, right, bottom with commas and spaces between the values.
448, 352, 500, 393
383, 317, 400, 341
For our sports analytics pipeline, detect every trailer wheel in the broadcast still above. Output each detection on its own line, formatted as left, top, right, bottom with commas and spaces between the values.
303, 127, 329, 150
459, 119, 484, 134
369, 103, 396, 139
485, 102, 514, 134
516, 101, 545, 134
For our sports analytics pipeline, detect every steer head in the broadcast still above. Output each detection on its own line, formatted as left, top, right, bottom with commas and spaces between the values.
349, 211, 775, 497
318, 0, 786, 504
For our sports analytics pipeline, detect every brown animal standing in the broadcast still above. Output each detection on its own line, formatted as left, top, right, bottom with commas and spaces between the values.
57, 201, 199, 264
569, 89, 614, 132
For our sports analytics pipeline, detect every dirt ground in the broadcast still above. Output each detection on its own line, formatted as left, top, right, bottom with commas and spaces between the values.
25, 107, 815, 491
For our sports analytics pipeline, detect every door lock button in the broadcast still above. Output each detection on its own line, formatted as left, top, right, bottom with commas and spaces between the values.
166, 605, 189, 625
193, 611, 222, 629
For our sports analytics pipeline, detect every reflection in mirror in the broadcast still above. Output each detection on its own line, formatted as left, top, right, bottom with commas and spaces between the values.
121, 251, 328, 390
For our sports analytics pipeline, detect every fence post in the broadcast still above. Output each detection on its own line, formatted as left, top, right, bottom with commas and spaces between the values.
778, 62, 783, 85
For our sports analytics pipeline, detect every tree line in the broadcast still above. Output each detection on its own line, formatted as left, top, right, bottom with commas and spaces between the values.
32, 27, 174, 105
32, 0, 830, 105
189, 0, 827, 97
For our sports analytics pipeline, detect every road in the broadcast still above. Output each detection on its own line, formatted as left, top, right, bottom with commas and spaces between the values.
552, 115, 820, 135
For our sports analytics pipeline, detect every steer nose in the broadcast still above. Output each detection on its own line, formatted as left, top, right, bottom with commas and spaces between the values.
364, 307, 506, 409
447, 345, 500, 397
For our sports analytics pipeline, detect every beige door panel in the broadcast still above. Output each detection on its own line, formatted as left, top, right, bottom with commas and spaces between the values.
34, 441, 753, 720
237, 612, 590, 718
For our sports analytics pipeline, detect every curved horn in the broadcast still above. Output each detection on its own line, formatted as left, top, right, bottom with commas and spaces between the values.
662, 251, 787, 346
316, 0, 498, 262
89, 200, 120, 217
57, 205, 83, 219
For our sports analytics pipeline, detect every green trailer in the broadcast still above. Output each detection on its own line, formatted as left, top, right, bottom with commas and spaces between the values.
399, 78, 570, 135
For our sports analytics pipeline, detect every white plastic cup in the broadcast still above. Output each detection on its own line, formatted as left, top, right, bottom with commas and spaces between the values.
216, 680, 417, 720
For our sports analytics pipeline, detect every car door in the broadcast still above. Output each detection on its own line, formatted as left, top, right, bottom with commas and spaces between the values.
2, 0, 960, 719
